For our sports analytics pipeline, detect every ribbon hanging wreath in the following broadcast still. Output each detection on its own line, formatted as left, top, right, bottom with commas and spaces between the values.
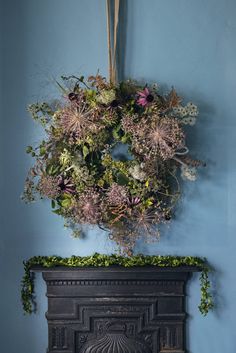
106, 0, 120, 84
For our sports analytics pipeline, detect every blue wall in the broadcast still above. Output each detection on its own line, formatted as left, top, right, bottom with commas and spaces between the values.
1, 0, 236, 352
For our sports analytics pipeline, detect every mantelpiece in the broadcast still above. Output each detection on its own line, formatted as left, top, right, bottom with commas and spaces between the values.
35, 266, 199, 353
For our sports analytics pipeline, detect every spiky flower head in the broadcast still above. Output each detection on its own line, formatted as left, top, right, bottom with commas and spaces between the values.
74, 188, 101, 224
37, 175, 61, 199
133, 115, 185, 160
106, 183, 129, 206
59, 97, 100, 139
147, 116, 185, 160
121, 114, 139, 135
132, 208, 162, 240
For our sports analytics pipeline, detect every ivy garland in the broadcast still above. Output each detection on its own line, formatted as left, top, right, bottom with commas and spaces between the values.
22, 75, 204, 253
21, 253, 213, 316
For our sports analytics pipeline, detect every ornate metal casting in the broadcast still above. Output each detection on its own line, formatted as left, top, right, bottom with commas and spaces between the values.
40, 266, 196, 353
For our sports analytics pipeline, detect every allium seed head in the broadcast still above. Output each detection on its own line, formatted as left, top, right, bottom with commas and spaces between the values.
37, 175, 61, 199
106, 183, 129, 206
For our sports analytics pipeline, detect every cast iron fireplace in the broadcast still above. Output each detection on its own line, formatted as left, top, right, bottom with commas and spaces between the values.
39, 266, 197, 353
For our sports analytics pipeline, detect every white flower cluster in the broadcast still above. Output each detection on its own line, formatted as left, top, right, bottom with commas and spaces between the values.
129, 165, 146, 181
96, 89, 116, 105
59, 149, 84, 175
174, 102, 198, 126
181, 165, 197, 181
59, 149, 72, 167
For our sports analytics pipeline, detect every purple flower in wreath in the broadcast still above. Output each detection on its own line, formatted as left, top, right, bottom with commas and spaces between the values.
68, 92, 79, 102
137, 87, 154, 106
128, 197, 141, 206
58, 176, 75, 194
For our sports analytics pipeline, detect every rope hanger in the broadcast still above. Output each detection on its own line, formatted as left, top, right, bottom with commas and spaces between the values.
106, 0, 120, 84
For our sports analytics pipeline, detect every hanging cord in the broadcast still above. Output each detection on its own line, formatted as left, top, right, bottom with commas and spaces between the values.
106, 0, 120, 85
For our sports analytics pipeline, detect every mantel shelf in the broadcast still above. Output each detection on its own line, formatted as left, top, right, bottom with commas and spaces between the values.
31, 264, 201, 272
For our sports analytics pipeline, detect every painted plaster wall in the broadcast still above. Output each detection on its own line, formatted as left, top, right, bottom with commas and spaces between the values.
1, 1, 236, 352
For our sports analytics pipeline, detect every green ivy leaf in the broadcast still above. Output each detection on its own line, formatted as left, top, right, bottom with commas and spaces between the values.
39, 146, 46, 156
52, 208, 62, 215
82, 145, 89, 158
116, 172, 129, 185
26, 146, 33, 154
112, 124, 122, 140
61, 199, 72, 208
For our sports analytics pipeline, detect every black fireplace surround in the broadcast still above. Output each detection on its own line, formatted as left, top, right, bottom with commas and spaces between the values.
39, 266, 197, 353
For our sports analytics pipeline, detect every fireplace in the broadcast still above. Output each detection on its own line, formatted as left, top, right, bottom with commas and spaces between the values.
40, 266, 197, 353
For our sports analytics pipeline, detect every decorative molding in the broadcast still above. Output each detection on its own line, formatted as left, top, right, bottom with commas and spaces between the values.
47, 279, 183, 287
80, 322, 151, 353
42, 267, 191, 353
51, 327, 68, 350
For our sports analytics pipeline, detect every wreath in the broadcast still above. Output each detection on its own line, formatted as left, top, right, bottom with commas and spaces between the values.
23, 74, 204, 253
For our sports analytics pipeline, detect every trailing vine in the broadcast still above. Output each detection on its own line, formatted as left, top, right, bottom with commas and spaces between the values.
21, 253, 213, 316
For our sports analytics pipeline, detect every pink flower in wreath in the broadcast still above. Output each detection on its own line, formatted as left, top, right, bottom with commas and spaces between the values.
137, 87, 154, 106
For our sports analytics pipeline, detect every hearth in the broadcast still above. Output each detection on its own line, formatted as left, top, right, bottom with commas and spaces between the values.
39, 266, 198, 353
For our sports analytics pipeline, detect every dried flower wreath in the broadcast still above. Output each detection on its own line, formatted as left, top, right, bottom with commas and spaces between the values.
23, 74, 204, 253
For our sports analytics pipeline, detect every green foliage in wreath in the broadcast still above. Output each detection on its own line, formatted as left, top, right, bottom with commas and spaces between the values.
21, 253, 213, 316
23, 74, 204, 252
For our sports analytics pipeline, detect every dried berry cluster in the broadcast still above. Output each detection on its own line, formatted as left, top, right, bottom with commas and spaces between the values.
23, 74, 203, 253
